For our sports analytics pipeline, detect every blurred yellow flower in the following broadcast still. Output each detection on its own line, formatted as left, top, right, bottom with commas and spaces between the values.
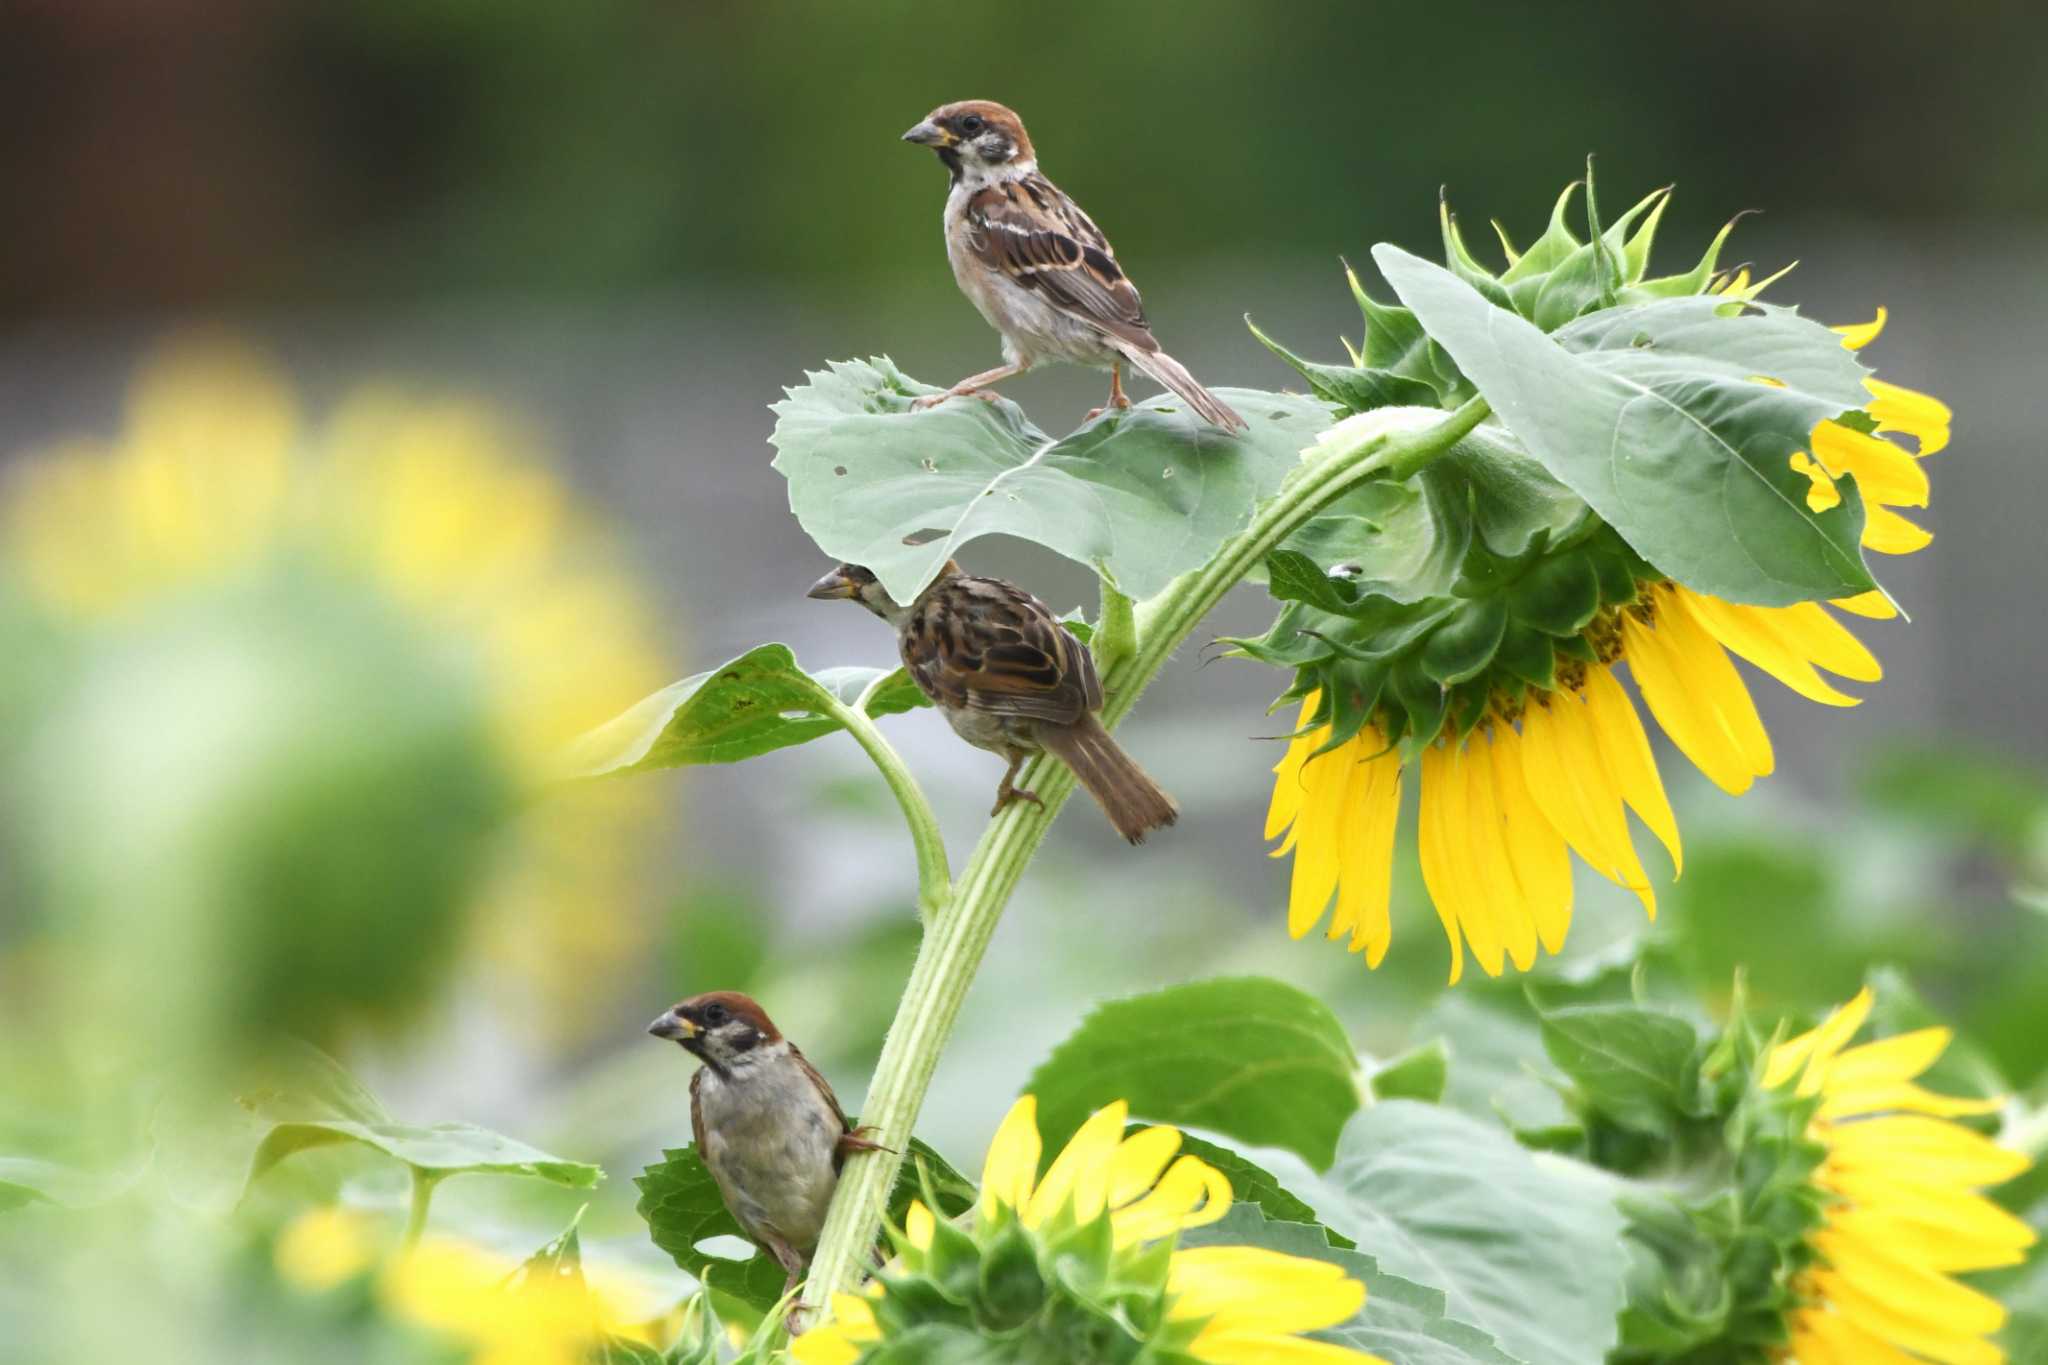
1763, 988, 2036, 1364
794, 1096, 1383, 1365
1268, 314, 1941, 981
274, 1206, 380, 1292
1, 337, 670, 1031
380, 1236, 661, 1365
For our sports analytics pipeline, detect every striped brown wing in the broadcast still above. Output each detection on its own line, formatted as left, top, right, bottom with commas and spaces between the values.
900, 574, 1100, 726
964, 176, 1158, 352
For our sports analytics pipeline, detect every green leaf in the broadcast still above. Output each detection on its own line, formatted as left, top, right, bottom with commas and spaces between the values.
1373, 247, 1880, 606
1024, 977, 1361, 1172
635, 1133, 975, 1313
1539, 1004, 1704, 1136
769, 357, 1334, 605
1180, 1205, 1526, 1365
1293, 1100, 1630, 1365
248, 1119, 601, 1192
567, 643, 928, 777
1370, 1039, 1450, 1104
0, 1156, 140, 1212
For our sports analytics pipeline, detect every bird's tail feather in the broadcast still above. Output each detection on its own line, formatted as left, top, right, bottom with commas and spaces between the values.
1121, 346, 1248, 431
1038, 713, 1179, 844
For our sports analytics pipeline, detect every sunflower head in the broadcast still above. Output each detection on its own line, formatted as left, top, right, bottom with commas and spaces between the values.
1240, 172, 1953, 981
1611, 985, 2035, 1361
794, 1096, 1383, 1365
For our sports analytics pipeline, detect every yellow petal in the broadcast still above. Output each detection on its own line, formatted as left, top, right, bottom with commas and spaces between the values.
1831, 590, 1898, 619
1029, 1102, 1128, 1226
1415, 744, 1467, 984
1789, 1305, 1926, 1365
1811, 422, 1929, 508
1865, 377, 1952, 456
1548, 685, 1657, 918
1287, 742, 1357, 938
1266, 695, 1323, 840
904, 1199, 935, 1251
1808, 1239, 2007, 1336
1582, 665, 1683, 876
1818, 1083, 2003, 1122
1682, 592, 1862, 707
1862, 504, 1934, 555
1333, 737, 1401, 964
979, 1096, 1042, 1220
1827, 1200, 2037, 1272
1820, 1028, 1952, 1090
1626, 591, 1772, 793
1106, 1126, 1183, 1210
1167, 1246, 1364, 1332
1832, 307, 1887, 350
1519, 697, 1635, 888
1764, 987, 1872, 1090
1110, 1153, 1232, 1244
1489, 725, 1574, 954
1186, 1328, 1389, 1365
1466, 730, 1538, 969
1824, 1114, 2029, 1185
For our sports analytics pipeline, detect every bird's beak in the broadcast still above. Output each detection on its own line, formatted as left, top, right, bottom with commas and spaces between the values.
806, 567, 860, 601
901, 119, 951, 147
647, 1012, 698, 1041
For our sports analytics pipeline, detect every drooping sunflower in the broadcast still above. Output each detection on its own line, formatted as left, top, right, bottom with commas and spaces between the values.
793, 1096, 1384, 1365
1761, 988, 2036, 1363
1, 337, 669, 1032
1265, 308, 1951, 980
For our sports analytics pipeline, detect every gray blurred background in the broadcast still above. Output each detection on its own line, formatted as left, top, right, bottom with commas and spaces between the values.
3, 0, 2043, 1198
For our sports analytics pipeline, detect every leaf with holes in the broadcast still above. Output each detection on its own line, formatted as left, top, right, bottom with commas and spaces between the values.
1374, 247, 1879, 605
1024, 976, 1361, 1171
770, 357, 1334, 604
566, 644, 929, 777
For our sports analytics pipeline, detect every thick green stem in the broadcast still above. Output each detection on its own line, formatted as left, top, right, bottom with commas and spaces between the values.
801, 397, 1490, 1314
823, 682, 952, 921
400, 1168, 440, 1255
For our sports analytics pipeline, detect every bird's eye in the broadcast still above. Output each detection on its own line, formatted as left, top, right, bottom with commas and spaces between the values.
959, 114, 986, 135
704, 1003, 729, 1026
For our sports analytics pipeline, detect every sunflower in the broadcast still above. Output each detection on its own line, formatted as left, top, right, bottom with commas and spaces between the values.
1761, 988, 2036, 1363
1, 337, 669, 1032
275, 1208, 670, 1365
793, 1095, 1384, 1365
1267, 312, 1951, 980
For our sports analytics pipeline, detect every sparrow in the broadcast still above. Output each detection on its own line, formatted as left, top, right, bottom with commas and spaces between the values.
647, 991, 883, 1297
901, 100, 1247, 431
808, 561, 1179, 843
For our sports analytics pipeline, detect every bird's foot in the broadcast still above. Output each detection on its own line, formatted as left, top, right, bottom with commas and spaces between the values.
1084, 394, 1133, 423
838, 1126, 895, 1158
912, 387, 1002, 411
991, 786, 1045, 817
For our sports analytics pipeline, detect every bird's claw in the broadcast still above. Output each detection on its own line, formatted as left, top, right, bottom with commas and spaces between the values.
991, 786, 1046, 817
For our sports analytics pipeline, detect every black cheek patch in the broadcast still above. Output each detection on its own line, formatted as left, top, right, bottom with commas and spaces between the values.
728, 1027, 760, 1053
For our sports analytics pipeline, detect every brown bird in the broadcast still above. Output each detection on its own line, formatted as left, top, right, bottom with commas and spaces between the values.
808, 561, 1179, 843
647, 992, 882, 1297
901, 99, 1246, 430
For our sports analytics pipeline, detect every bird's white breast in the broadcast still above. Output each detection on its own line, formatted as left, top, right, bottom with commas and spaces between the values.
694, 1045, 843, 1253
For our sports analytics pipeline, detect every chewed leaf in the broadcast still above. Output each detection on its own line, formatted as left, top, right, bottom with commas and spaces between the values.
565, 643, 929, 777
1374, 246, 1881, 606
248, 1119, 601, 1191
770, 358, 1333, 604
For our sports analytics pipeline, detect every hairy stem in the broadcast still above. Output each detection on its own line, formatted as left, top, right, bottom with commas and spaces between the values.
802, 397, 1490, 1313
824, 680, 952, 921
